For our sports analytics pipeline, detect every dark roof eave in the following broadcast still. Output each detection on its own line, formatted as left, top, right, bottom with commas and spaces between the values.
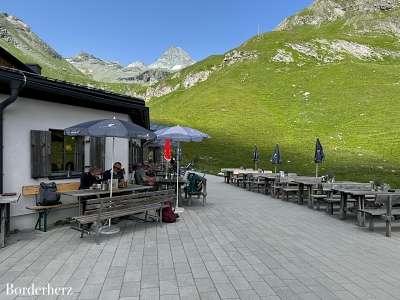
0, 67, 146, 109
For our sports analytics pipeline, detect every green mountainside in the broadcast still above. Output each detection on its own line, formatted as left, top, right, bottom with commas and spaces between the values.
148, 0, 400, 185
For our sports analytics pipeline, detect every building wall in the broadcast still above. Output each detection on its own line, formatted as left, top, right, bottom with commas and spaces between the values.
1, 94, 138, 230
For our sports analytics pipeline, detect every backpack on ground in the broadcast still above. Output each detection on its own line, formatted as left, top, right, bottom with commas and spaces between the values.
162, 201, 176, 223
37, 182, 61, 206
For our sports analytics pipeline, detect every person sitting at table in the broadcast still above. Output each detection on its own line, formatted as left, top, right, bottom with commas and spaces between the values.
103, 162, 125, 183
79, 167, 102, 190
143, 162, 156, 177
133, 163, 156, 186
170, 157, 177, 174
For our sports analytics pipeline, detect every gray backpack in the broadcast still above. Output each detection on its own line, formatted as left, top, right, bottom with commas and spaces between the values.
38, 182, 61, 206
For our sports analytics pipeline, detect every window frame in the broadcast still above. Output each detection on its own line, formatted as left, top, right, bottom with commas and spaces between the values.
48, 128, 85, 179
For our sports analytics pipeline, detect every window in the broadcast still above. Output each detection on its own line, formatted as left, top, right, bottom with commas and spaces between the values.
50, 129, 84, 178
31, 130, 84, 179
129, 139, 143, 172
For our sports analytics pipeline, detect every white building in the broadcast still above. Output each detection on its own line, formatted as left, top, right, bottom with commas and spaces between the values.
0, 47, 150, 230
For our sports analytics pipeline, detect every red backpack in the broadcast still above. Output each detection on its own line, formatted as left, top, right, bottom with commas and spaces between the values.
162, 201, 176, 223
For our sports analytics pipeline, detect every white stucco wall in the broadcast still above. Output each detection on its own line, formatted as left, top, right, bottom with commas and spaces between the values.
1, 94, 137, 230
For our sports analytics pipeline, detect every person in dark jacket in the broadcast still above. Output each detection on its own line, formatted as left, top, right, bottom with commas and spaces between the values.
79, 167, 102, 189
103, 162, 125, 182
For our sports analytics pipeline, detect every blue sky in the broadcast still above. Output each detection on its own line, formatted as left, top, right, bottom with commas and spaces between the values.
1, 0, 313, 65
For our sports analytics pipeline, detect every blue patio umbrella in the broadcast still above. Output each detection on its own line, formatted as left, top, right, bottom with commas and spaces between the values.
253, 145, 260, 170
271, 144, 281, 173
155, 125, 209, 213
65, 117, 155, 233
314, 138, 325, 177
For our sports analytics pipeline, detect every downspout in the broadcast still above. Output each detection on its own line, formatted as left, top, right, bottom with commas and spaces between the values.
0, 72, 26, 193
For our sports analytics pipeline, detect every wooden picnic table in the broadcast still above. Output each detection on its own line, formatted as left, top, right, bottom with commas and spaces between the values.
375, 191, 400, 237
62, 185, 154, 216
336, 189, 376, 226
288, 177, 322, 206
63, 185, 154, 234
0, 195, 19, 248
330, 183, 374, 225
156, 177, 186, 204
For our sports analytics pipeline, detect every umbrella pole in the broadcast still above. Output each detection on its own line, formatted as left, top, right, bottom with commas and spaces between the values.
175, 142, 184, 214
101, 136, 120, 235
316, 163, 319, 178
274, 166, 277, 174
109, 136, 114, 227
176, 142, 180, 209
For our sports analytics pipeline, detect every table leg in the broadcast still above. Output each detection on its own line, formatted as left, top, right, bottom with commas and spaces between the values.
308, 185, 313, 208
298, 183, 304, 205
78, 196, 82, 231
357, 196, 362, 226
361, 195, 365, 227
0, 204, 5, 248
386, 196, 392, 237
339, 192, 347, 219
6, 204, 10, 236
178, 184, 182, 206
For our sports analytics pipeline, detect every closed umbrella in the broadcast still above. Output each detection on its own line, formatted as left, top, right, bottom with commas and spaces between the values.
155, 125, 209, 213
164, 139, 172, 178
271, 144, 281, 174
314, 138, 325, 177
65, 117, 155, 234
253, 145, 260, 170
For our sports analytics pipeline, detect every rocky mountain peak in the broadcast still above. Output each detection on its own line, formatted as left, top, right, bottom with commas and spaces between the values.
72, 51, 99, 61
149, 46, 195, 71
127, 60, 147, 70
0, 12, 62, 60
1, 13, 31, 32
276, 0, 400, 35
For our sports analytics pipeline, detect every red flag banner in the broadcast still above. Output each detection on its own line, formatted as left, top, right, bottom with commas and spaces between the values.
164, 139, 171, 161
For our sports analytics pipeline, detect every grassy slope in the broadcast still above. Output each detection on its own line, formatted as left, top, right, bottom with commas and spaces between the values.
149, 23, 400, 186
0, 39, 146, 96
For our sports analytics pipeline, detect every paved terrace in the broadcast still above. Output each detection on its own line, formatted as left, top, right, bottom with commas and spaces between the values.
1, 175, 400, 300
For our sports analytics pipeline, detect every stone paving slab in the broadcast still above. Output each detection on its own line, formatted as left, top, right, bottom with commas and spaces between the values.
1, 175, 400, 299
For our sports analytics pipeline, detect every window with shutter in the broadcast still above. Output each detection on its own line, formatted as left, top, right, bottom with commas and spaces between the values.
31, 130, 51, 178
90, 137, 105, 171
129, 139, 143, 172
31, 129, 85, 179
49, 129, 85, 178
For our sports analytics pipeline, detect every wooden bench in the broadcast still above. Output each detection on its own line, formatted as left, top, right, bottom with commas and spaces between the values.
282, 187, 299, 202
325, 196, 356, 215
23, 182, 81, 232
248, 177, 268, 193
359, 208, 400, 231
311, 194, 327, 210
73, 189, 175, 243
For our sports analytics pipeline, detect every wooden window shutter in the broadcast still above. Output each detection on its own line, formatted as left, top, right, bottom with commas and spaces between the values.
129, 139, 134, 172
74, 136, 85, 172
31, 130, 51, 178
90, 137, 105, 171
129, 139, 144, 172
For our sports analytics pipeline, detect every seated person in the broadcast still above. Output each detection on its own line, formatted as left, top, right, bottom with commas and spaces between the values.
133, 163, 156, 186
143, 162, 156, 177
170, 157, 177, 174
103, 162, 125, 182
80, 167, 102, 189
